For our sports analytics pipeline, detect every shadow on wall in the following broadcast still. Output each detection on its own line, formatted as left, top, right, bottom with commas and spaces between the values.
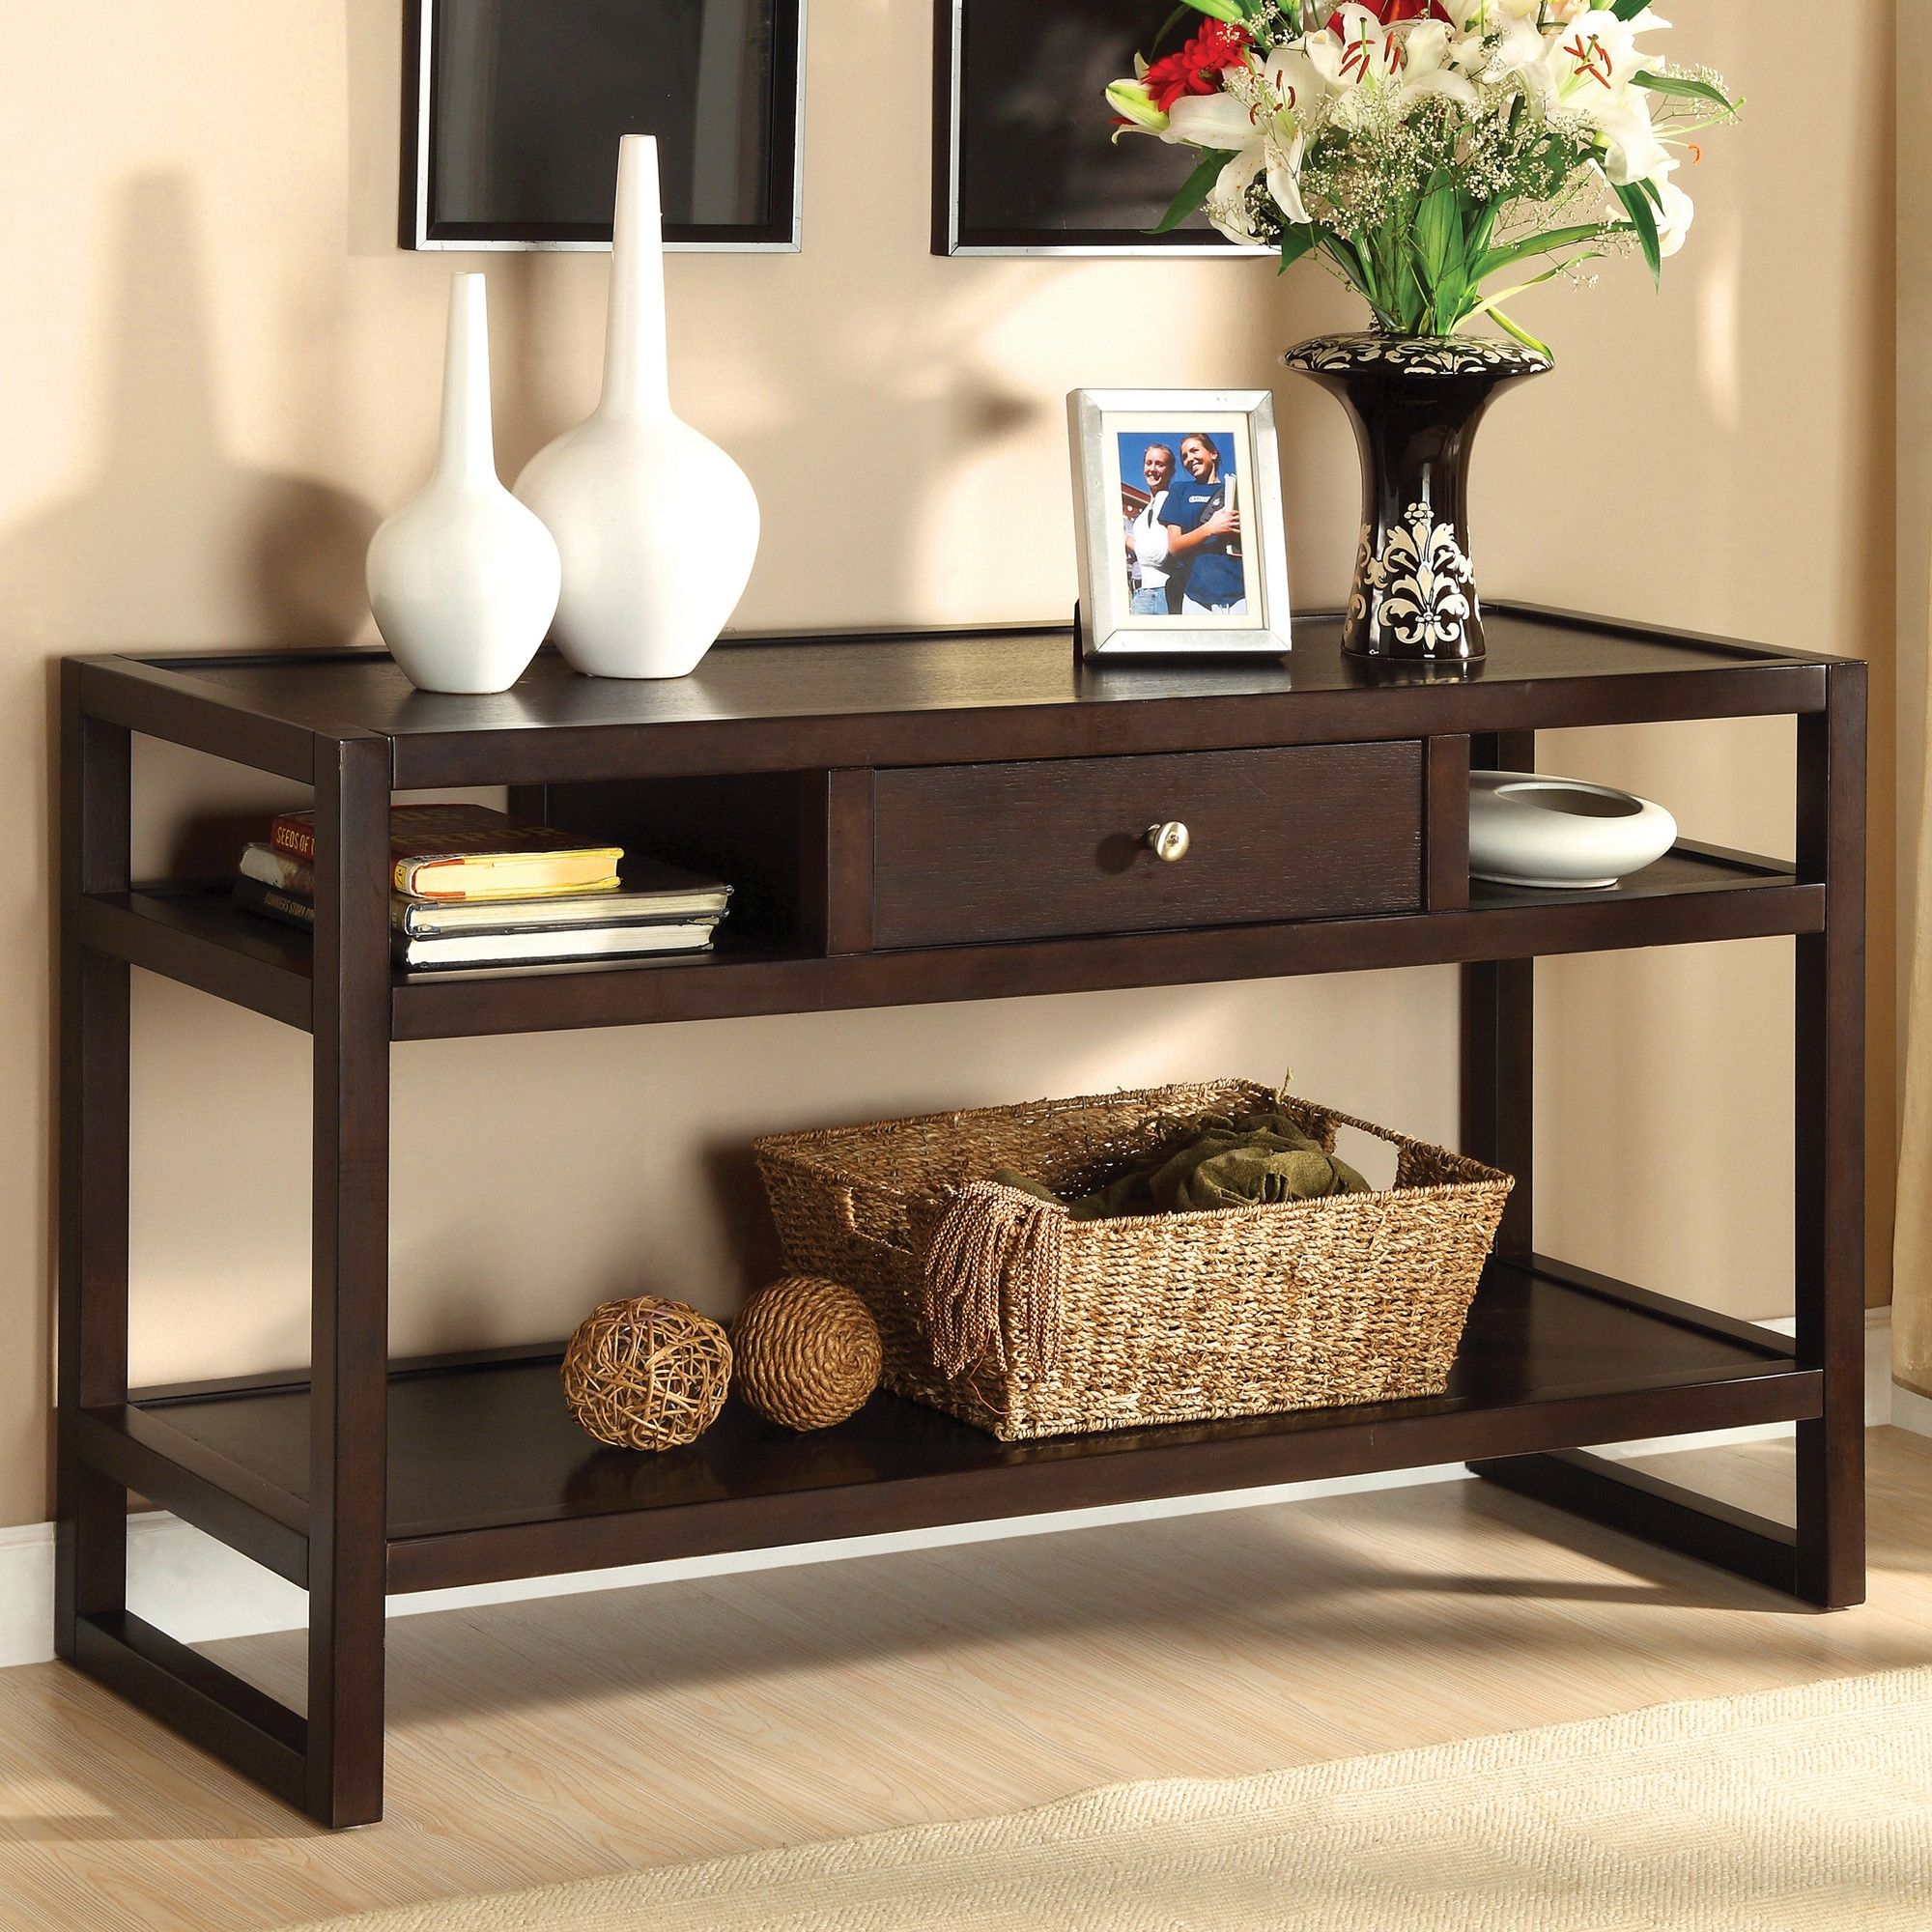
0, 171, 377, 654
474, 243, 1061, 644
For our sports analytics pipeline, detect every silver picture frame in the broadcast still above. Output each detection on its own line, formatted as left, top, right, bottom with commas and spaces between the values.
935, 0, 1267, 259
403, 0, 808, 254
1068, 388, 1293, 661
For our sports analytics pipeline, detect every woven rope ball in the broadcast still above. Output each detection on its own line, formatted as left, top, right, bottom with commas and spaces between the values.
731, 1275, 883, 1432
561, 1296, 731, 1451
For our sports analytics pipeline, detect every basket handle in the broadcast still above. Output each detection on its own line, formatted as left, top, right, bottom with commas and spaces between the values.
921, 1182, 1065, 1380
838, 1183, 913, 1255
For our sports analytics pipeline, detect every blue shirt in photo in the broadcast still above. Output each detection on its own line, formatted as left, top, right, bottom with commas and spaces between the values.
1160, 475, 1245, 610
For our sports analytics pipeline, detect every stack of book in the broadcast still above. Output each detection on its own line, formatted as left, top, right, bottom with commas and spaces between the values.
233, 803, 731, 971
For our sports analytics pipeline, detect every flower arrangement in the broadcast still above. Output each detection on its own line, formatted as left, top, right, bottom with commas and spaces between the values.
1109, 2, 1738, 350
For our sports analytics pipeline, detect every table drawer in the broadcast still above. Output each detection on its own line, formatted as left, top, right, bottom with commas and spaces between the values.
870, 744, 1423, 950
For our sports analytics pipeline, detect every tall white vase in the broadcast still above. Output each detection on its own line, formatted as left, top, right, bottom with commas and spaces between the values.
368, 273, 561, 695
515, 135, 760, 680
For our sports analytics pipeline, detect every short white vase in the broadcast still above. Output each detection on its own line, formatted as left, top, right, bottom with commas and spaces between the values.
515, 134, 760, 680
367, 273, 561, 696
1468, 771, 1678, 891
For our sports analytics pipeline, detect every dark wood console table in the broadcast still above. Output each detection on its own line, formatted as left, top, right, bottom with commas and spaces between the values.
57, 605, 1866, 1827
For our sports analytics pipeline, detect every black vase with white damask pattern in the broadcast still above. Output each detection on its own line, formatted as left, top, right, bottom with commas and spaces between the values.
1285, 333, 1552, 665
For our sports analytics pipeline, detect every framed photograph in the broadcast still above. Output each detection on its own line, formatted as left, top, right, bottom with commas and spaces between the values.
1067, 389, 1293, 661
402, 0, 806, 252
933, 0, 1263, 257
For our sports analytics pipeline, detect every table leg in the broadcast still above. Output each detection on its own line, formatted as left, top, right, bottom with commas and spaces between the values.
1793, 665, 1867, 1608
56, 674, 131, 1655
306, 732, 393, 1825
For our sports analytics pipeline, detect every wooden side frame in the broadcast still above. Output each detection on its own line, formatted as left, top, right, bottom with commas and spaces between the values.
58, 676, 401, 1825
1468, 668, 1868, 1609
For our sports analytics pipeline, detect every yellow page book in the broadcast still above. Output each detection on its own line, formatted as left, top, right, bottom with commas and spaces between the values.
271, 803, 622, 902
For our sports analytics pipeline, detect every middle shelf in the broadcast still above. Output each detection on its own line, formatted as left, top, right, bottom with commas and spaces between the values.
85, 840, 1817, 1042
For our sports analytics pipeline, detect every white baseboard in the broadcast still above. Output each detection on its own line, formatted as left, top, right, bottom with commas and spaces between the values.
0, 1308, 1901, 1672
1893, 1383, 1932, 1434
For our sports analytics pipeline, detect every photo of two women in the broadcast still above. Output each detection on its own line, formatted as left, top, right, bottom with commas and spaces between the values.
1118, 428, 1248, 619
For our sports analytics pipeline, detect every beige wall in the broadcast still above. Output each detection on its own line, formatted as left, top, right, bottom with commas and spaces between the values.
0, 0, 1895, 1528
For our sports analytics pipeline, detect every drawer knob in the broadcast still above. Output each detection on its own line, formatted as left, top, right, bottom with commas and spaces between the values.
1145, 821, 1191, 864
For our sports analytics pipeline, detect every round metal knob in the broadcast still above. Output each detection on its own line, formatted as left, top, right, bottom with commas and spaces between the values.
1145, 821, 1191, 864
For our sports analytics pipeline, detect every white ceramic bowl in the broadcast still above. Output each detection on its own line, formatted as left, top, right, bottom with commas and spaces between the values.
1467, 771, 1677, 891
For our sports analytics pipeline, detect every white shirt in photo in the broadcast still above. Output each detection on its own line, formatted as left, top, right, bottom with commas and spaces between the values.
1129, 491, 1172, 590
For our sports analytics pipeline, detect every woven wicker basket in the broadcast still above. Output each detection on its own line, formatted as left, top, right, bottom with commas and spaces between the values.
753, 1080, 1514, 1441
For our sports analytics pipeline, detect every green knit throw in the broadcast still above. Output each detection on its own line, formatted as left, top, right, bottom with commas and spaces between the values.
992, 1105, 1370, 1220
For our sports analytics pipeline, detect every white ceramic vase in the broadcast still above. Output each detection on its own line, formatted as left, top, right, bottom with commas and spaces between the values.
367, 273, 561, 696
515, 134, 760, 680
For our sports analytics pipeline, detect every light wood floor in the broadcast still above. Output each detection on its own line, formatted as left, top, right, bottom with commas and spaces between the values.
4, 1430, 1931, 1930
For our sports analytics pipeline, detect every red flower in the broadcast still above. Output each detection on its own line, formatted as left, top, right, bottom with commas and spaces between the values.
1144, 18, 1252, 113
1324, 0, 1452, 31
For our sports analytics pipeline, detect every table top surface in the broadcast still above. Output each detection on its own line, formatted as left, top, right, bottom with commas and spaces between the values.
113, 605, 1842, 745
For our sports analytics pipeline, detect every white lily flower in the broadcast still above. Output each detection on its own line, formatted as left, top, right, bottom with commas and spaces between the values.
1533, 8, 1666, 119
1162, 89, 1264, 153
1482, 14, 1552, 86
1306, 7, 1477, 119
1205, 141, 1311, 245
1308, 6, 1405, 93
1402, 22, 1481, 109
1651, 171, 1694, 257
1257, 42, 1326, 122
1105, 78, 1169, 137
1167, 84, 1313, 237
1595, 94, 1670, 185
1265, 130, 1313, 227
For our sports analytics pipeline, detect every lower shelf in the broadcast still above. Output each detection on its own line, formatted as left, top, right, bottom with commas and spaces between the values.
97, 1257, 1816, 1598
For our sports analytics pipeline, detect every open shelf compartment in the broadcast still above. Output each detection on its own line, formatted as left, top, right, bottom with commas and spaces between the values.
88, 839, 1818, 1042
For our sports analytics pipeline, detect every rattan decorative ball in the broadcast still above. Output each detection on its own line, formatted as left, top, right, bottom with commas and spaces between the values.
731, 1275, 883, 1432
561, 1296, 731, 1451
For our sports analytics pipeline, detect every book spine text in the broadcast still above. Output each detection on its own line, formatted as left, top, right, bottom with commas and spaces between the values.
270, 815, 318, 862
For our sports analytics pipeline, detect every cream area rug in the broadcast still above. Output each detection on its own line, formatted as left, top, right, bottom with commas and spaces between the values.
307, 1668, 1932, 1931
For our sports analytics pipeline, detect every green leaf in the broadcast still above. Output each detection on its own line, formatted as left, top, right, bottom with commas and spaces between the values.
1317, 231, 1378, 313
1466, 260, 1585, 327
1608, 0, 1652, 17
1148, 149, 1236, 236
1634, 71, 1737, 112
1406, 173, 1470, 332
1487, 306, 1554, 359
1183, 0, 1248, 21
1412, 176, 1462, 289
1614, 177, 1662, 286
1277, 223, 1321, 274
1152, 5, 1194, 51
1474, 222, 1612, 282
1468, 201, 1500, 264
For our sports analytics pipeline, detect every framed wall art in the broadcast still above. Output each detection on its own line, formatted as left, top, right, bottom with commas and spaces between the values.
1067, 389, 1293, 661
402, 0, 806, 252
933, 0, 1262, 257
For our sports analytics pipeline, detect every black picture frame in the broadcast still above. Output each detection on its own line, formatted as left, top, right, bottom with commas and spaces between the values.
932, 0, 1258, 257
401, 0, 807, 252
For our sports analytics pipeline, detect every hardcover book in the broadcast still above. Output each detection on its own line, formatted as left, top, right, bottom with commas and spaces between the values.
232, 875, 316, 932
393, 919, 721, 971
235, 875, 720, 969
269, 804, 623, 901
238, 843, 729, 937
